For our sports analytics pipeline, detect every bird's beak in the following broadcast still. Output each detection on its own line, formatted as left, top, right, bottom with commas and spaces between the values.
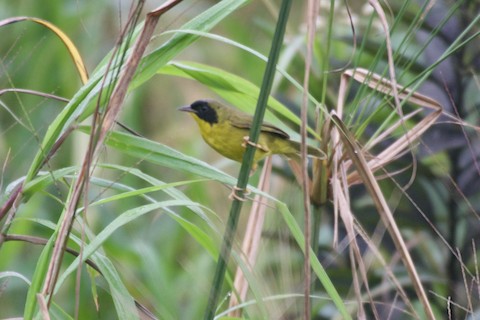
178, 105, 195, 113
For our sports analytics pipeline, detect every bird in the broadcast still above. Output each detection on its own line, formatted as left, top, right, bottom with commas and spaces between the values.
179, 99, 324, 171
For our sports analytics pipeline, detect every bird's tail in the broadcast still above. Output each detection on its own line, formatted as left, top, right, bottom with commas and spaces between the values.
287, 140, 325, 160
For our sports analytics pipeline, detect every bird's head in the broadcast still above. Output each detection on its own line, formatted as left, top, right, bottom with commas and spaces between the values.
179, 99, 229, 126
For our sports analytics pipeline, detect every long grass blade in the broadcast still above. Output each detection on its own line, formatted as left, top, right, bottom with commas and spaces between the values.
203, 1, 292, 318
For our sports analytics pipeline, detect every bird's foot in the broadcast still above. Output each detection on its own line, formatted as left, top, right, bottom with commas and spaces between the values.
228, 186, 251, 201
241, 136, 269, 152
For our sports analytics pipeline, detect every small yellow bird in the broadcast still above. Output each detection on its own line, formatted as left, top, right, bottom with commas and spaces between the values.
179, 99, 324, 170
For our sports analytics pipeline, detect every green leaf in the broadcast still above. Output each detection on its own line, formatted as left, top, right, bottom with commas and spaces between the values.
277, 202, 352, 320
102, 128, 237, 185
57, 201, 203, 287
132, 0, 251, 89
23, 236, 54, 320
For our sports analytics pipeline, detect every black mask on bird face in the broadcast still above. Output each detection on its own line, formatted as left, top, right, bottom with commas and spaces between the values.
190, 100, 218, 125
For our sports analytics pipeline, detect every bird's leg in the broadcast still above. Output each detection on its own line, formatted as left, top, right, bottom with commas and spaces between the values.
241, 136, 269, 152
241, 136, 262, 175
228, 186, 251, 201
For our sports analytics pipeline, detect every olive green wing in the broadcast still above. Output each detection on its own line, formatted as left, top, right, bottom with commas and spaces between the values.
229, 111, 324, 159
229, 113, 290, 139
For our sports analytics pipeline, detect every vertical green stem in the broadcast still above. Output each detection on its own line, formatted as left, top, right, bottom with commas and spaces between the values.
203, 0, 292, 319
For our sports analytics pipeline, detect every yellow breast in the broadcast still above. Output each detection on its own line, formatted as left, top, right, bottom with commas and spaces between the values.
193, 116, 268, 163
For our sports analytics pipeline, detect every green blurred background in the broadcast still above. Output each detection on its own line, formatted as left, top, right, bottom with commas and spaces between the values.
1, 0, 479, 319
